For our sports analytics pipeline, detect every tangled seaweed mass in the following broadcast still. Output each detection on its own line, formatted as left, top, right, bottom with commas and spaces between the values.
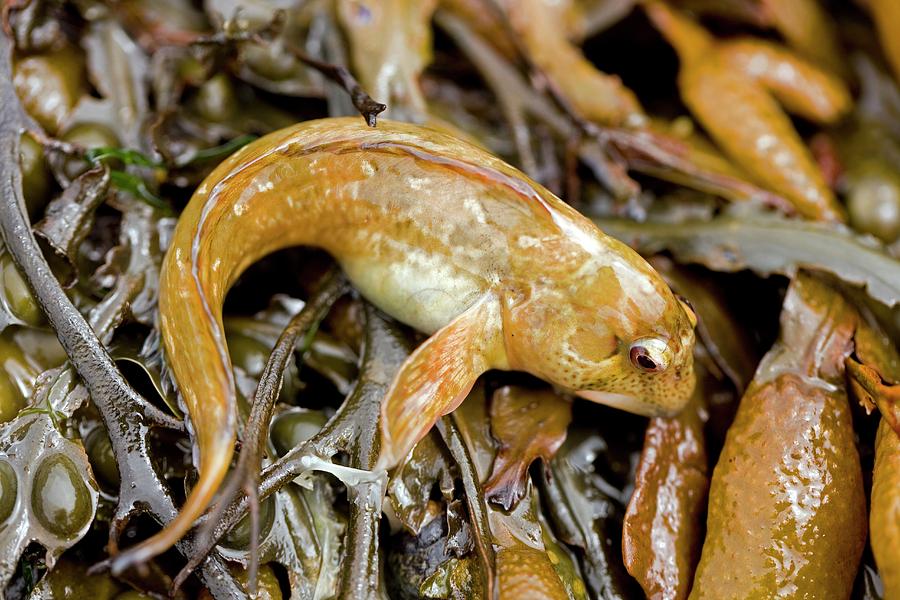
1, 0, 900, 598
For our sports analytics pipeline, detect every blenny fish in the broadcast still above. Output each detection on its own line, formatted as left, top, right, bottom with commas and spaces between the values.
113, 117, 696, 566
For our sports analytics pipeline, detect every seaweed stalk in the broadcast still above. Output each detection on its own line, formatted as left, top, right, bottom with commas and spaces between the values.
0, 30, 245, 599
190, 10, 386, 127
437, 415, 498, 600
180, 305, 411, 599
284, 43, 388, 127
180, 267, 348, 594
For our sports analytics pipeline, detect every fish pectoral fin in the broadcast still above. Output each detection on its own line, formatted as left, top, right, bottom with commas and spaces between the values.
376, 295, 500, 471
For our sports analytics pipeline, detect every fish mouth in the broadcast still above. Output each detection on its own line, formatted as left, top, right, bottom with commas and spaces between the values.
575, 390, 676, 418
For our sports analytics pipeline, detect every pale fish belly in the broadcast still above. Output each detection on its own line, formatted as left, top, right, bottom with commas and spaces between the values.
338, 241, 487, 335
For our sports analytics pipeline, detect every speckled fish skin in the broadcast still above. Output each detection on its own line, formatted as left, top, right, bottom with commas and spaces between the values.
690, 274, 866, 599
128, 117, 696, 564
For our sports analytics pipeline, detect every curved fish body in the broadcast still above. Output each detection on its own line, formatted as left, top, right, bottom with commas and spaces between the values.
121, 117, 696, 565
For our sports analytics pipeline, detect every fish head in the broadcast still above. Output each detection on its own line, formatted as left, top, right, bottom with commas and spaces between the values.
503, 236, 697, 417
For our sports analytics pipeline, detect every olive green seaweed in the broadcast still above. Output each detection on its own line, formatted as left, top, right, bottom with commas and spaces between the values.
596, 214, 900, 307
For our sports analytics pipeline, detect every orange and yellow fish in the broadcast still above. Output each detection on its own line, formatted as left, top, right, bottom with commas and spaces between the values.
112, 117, 697, 568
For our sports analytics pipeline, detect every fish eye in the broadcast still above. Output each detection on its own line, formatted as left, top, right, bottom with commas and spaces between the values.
629, 338, 671, 373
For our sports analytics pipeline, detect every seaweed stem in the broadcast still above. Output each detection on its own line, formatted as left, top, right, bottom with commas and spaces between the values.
0, 30, 245, 600
437, 416, 498, 600
192, 10, 386, 127
178, 267, 348, 594
283, 42, 387, 127
180, 304, 410, 599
